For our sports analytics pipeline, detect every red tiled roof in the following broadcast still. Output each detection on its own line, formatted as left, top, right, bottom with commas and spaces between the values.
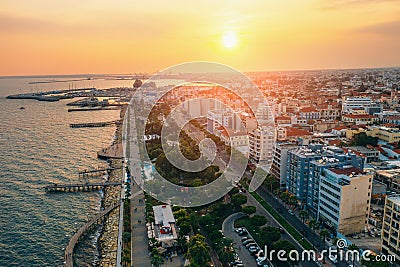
332, 126, 348, 131
300, 107, 318, 113
285, 127, 312, 137
343, 114, 376, 119
329, 167, 363, 175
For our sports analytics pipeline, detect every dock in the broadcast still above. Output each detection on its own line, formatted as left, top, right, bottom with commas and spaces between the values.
64, 201, 121, 267
69, 120, 121, 128
78, 167, 118, 178
68, 107, 120, 112
44, 182, 121, 193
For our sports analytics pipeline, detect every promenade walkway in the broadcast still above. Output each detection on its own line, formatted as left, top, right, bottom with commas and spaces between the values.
130, 187, 150, 267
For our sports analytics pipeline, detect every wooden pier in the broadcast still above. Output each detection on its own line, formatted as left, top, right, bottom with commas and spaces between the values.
69, 120, 121, 128
78, 167, 119, 178
68, 107, 120, 112
44, 181, 121, 193
64, 202, 121, 267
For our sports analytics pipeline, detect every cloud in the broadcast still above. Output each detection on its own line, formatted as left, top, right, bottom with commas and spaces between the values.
316, 0, 399, 10
356, 20, 400, 37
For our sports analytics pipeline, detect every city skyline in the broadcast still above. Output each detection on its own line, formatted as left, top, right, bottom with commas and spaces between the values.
1, 0, 400, 75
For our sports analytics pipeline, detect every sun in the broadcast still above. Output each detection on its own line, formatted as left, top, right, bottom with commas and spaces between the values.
222, 31, 238, 49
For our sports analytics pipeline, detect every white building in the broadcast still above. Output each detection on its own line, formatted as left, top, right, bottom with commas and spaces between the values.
153, 205, 178, 247
342, 97, 372, 113
207, 109, 242, 134
249, 124, 276, 166
381, 195, 400, 262
270, 142, 298, 189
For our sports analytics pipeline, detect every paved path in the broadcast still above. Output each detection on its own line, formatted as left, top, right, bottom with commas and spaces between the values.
245, 190, 319, 267
130, 187, 150, 267
222, 212, 256, 266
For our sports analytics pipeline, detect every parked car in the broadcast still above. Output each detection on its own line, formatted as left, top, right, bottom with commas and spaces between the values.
249, 246, 260, 254
288, 209, 294, 215
245, 242, 257, 249
243, 239, 254, 245
279, 227, 285, 234
235, 227, 244, 233
241, 236, 249, 242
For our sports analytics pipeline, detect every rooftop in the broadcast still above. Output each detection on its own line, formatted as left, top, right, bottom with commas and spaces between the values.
153, 205, 175, 227
328, 167, 363, 176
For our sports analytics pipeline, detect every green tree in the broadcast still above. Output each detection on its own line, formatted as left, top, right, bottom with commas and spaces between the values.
231, 194, 247, 210
352, 132, 378, 146
273, 240, 298, 266
218, 238, 236, 267
186, 234, 211, 266
308, 219, 317, 230
264, 174, 278, 192
289, 195, 298, 207
179, 221, 192, 235
320, 229, 330, 247
177, 234, 188, 253
242, 205, 257, 216
299, 210, 307, 223
150, 248, 164, 267
251, 215, 267, 226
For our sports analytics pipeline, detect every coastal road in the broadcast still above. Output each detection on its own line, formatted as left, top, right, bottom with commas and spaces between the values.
222, 212, 257, 266
245, 190, 319, 267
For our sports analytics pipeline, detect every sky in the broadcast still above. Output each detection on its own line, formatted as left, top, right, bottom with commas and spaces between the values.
0, 0, 400, 76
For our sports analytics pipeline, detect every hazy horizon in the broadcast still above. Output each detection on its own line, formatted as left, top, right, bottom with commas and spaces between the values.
1, 0, 400, 76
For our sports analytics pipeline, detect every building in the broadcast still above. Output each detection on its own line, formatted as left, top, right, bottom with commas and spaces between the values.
286, 144, 325, 205
249, 124, 275, 166
318, 167, 372, 235
207, 109, 241, 134
342, 97, 372, 112
369, 126, 400, 143
299, 107, 320, 120
320, 105, 341, 120
342, 114, 378, 125
375, 169, 400, 192
153, 205, 178, 247
364, 102, 383, 115
307, 150, 364, 218
381, 195, 400, 263
270, 142, 298, 189
219, 129, 248, 147
344, 146, 380, 163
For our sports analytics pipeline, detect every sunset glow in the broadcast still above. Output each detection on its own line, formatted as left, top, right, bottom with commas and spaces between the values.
0, 0, 400, 75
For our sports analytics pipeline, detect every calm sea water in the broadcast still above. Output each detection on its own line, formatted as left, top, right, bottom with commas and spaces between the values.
0, 76, 133, 266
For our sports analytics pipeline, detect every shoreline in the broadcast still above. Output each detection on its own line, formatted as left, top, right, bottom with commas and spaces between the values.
97, 106, 126, 267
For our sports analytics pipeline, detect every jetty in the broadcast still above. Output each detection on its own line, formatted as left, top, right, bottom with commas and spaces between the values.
69, 120, 121, 128
44, 182, 121, 193
64, 201, 121, 267
78, 167, 119, 178
68, 107, 120, 112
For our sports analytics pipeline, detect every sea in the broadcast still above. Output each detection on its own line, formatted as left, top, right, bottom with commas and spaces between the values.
0, 76, 182, 267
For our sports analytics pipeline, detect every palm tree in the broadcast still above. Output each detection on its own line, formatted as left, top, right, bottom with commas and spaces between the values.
308, 219, 317, 230
218, 239, 236, 267
177, 234, 188, 253
299, 210, 307, 223
150, 248, 165, 267
289, 195, 298, 208
264, 174, 277, 192
319, 229, 330, 248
